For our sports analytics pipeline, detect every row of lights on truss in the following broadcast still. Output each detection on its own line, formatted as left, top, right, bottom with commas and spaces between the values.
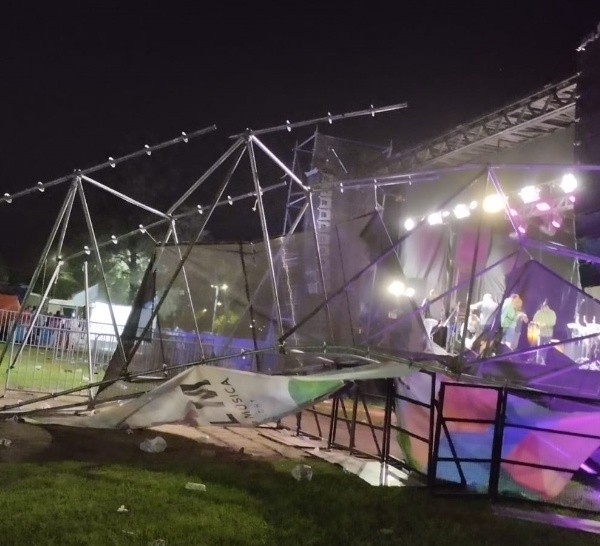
402, 173, 579, 233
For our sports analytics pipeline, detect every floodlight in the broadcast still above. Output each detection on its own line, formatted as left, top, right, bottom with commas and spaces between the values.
482, 194, 504, 213
535, 201, 551, 212
3, 193, 12, 203
37, 182, 45, 192
568, 195, 576, 203
519, 185, 540, 204
427, 212, 443, 225
453, 203, 470, 219
197, 204, 203, 214
111, 235, 118, 244
404, 218, 416, 231
227, 195, 234, 205
138, 224, 146, 233
551, 213, 562, 229
404, 287, 416, 298
469, 200, 478, 210
387, 280, 405, 297
560, 173, 578, 193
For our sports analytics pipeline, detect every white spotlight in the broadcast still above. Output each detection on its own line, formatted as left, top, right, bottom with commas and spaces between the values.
404, 218, 416, 231
519, 185, 540, 204
404, 287, 416, 298
482, 194, 505, 214
427, 212, 443, 225
551, 214, 562, 229
387, 280, 405, 297
453, 203, 471, 219
560, 173, 578, 193
469, 200, 478, 210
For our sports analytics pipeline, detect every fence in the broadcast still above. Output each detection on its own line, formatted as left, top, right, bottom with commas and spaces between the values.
286, 371, 437, 473
0, 309, 260, 393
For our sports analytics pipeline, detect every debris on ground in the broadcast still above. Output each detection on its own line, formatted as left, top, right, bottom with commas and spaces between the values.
117, 505, 129, 513
184, 482, 207, 492
291, 464, 313, 482
139, 436, 167, 453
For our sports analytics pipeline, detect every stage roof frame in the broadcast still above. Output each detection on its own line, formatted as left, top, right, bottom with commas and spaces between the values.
379, 75, 577, 173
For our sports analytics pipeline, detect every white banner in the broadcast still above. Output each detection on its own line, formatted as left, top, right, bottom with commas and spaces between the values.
27, 362, 414, 429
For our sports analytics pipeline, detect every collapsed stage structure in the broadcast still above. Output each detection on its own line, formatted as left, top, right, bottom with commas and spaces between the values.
2, 25, 600, 512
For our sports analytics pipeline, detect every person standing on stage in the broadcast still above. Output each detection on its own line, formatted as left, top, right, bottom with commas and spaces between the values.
470, 293, 498, 334
532, 299, 557, 347
501, 294, 529, 349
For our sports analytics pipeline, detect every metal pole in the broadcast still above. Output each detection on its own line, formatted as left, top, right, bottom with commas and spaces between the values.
211, 285, 220, 333
167, 138, 245, 215
0, 126, 216, 206
0, 181, 78, 381
170, 220, 205, 357
230, 103, 408, 138
251, 135, 309, 192
97, 139, 247, 385
8, 262, 63, 370
279, 168, 488, 343
307, 190, 335, 341
80, 174, 170, 219
76, 178, 127, 364
247, 139, 284, 337
61, 177, 284, 263
83, 261, 95, 401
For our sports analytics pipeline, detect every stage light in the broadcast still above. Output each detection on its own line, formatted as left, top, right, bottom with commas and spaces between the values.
37, 182, 45, 192
227, 195, 233, 205
482, 194, 505, 213
404, 218, 416, 231
427, 212, 443, 225
569, 195, 576, 203
83, 245, 91, 255
551, 215, 562, 229
517, 225, 527, 234
453, 203, 470, 219
404, 287, 416, 298
111, 235, 118, 244
519, 185, 540, 204
535, 201, 551, 212
197, 204, 203, 214
138, 224, 146, 233
3, 193, 12, 203
441, 210, 450, 218
560, 173, 578, 193
387, 280, 405, 297
469, 200, 478, 210
509, 208, 518, 217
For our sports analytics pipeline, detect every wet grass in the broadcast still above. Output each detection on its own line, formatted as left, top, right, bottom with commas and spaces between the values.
0, 457, 598, 546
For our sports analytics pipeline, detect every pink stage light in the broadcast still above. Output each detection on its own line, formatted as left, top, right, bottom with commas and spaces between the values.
535, 201, 551, 211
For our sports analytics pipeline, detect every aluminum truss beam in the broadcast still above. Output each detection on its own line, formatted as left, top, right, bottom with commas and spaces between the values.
382, 75, 577, 172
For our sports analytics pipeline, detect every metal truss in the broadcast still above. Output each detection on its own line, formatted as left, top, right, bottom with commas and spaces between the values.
381, 75, 577, 173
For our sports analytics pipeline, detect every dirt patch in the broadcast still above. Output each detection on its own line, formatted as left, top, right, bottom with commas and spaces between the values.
0, 420, 308, 466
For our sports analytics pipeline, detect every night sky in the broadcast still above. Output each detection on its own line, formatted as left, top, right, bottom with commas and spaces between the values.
2, 1, 600, 279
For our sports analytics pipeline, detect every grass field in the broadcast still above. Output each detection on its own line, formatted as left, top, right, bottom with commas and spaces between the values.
0, 456, 599, 546
0, 342, 94, 393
